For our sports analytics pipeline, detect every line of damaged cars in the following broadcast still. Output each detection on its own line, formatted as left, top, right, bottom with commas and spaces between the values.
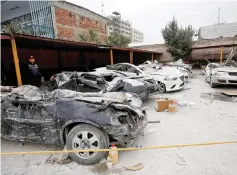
1, 60, 192, 165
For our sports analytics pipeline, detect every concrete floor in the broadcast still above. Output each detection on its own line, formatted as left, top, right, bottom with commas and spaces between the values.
1, 70, 237, 175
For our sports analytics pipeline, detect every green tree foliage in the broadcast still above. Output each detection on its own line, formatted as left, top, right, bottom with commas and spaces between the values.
161, 17, 195, 61
77, 29, 101, 44
1, 21, 33, 35
108, 32, 131, 47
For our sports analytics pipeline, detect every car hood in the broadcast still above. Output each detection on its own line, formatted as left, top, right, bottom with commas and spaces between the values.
49, 89, 143, 109
150, 67, 183, 77
212, 67, 237, 73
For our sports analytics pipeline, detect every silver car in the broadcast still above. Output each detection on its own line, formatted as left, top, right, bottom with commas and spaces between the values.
205, 63, 237, 88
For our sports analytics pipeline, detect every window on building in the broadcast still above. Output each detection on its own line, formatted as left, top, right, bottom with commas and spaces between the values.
24, 14, 32, 22
18, 16, 24, 23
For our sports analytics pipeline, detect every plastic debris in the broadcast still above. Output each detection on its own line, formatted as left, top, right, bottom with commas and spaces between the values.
148, 120, 160, 124
145, 128, 156, 135
123, 163, 144, 171
178, 101, 188, 107
109, 144, 118, 165
99, 158, 107, 164
106, 157, 112, 170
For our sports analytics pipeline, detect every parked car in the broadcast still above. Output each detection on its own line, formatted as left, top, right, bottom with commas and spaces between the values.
167, 59, 192, 72
93, 69, 159, 94
1, 85, 147, 165
140, 60, 191, 82
104, 63, 185, 93
48, 71, 153, 100
204, 63, 237, 88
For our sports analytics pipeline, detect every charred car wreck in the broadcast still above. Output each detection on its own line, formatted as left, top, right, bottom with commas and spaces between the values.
48, 72, 154, 100
1, 85, 147, 165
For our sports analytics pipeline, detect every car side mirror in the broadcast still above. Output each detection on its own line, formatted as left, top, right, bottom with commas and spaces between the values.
96, 78, 105, 84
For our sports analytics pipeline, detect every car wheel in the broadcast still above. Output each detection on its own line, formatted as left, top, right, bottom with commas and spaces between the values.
157, 81, 166, 93
66, 124, 108, 165
210, 76, 217, 88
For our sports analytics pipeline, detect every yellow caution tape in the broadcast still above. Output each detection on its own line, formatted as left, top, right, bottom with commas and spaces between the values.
1, 141, 237, 156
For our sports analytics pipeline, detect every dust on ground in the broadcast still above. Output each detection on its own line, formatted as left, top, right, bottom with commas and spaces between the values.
1, 70, 237, 175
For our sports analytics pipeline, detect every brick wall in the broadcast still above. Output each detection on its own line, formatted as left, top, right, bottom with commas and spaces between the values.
55, 8, 77, 27
54, 7, 107, 42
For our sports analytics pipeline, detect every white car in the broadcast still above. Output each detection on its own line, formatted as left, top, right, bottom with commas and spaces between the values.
205, 63, 237, 88
96, 63, 185, 93
176, 67, 190, 82
140, 60, 190, 82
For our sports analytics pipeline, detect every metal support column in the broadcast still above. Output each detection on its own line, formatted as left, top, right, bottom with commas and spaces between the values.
220, 47, 223, 64
11, 36, 22, 86
110, 49, 114, 65
130, 51, 133, 64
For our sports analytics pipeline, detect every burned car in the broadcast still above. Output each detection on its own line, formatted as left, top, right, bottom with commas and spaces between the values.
1, 85, 147, 165
48, 72, 153, 100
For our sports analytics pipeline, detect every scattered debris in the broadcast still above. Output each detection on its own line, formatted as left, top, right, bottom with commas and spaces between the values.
176, 162, 188, 165
55, 145, 73, 165
99, 158, 107, 164
123, 163, 144, 171
35, 162, 41, 166
168, 103, 176, 112
0, 86, 12, 92
45, 154, 53, 164
218, 111, 236, 118
155, 98, 173, 112
109, 144, 118, 165
148, 120, 160, 124
200, 92, 237, 102
145, 128, 156, 135
222, 91, 237, 97
19, 141, 24, 147
56, 157, 72, 165
106, 157, 113, 170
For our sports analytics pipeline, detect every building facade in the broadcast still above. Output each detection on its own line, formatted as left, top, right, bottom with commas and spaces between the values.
107, 12, 144, 43
1, 0, 55, 38
1, 0, 108, 42
198, 22, 237, 40
132, 28, 144, 43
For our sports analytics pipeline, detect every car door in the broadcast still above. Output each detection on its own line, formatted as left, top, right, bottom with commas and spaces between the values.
1, 99, 60, 144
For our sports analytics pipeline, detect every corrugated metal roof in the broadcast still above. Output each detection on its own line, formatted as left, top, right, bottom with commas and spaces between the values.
1, 33, 162, 54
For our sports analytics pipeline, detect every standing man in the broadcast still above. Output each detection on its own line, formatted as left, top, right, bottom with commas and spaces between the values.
26, 56, 42, 87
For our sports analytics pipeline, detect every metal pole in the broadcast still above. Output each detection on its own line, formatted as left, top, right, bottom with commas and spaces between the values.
110, 49, 114, 65
10, 36, 22, 86
220, 47, 223, 64
130, 51, 133, 64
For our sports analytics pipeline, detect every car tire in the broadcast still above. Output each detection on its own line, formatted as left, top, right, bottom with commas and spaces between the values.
157, 81, 166, 93
66, 124, 108, 165
210, 76, 217, 88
